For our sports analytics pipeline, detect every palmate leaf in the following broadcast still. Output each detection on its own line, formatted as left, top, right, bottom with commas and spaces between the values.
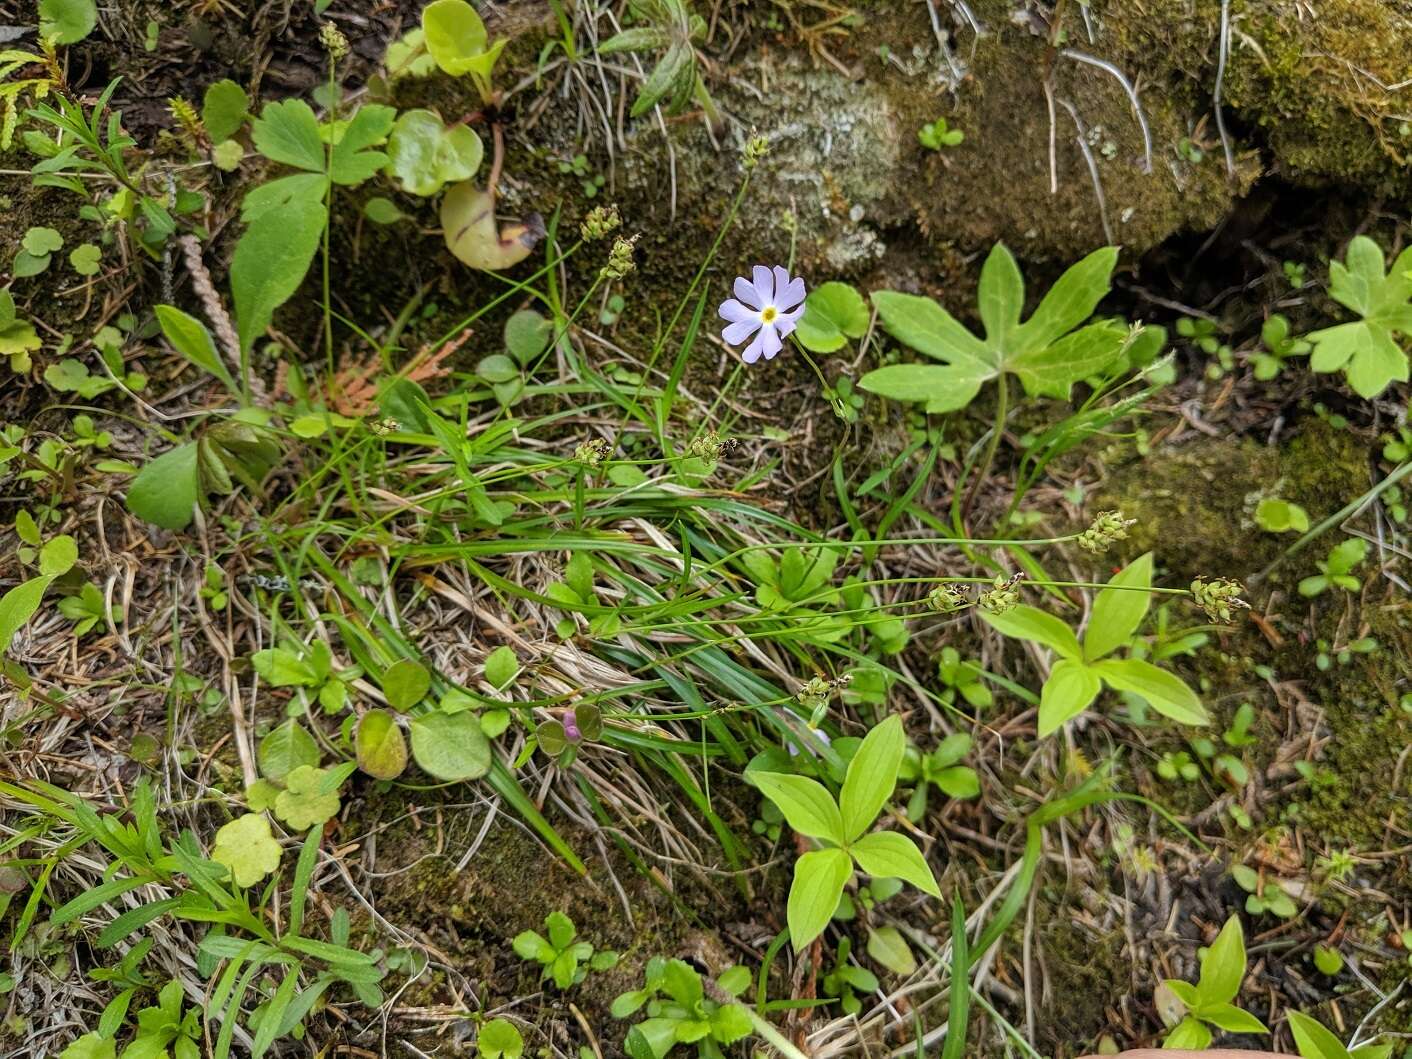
1307, 236, 1412, 398
861, 243, 1123, 412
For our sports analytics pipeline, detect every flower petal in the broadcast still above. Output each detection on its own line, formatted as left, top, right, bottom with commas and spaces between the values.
741, 331, 766, 363
718, 298, 755, 323
734, 276, 764, 310
759, 325, 783, 360
775, 305, 804, 339
773, 268, 806, 310
722, 317, 762, 344
752, 265, 775, 306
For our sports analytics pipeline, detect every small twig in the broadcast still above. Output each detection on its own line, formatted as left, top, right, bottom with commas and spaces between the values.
1060, 49, 1152, 173
1213, 0, 1237, 178
1057, 98, 1114, 243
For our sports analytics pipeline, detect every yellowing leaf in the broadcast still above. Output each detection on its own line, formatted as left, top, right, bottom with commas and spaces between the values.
211, 812, 282, 887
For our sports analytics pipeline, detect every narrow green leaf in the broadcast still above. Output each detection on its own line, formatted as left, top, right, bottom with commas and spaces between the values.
1012, 245, 1118, 351
977, 243, 1023, 347
0, 575, 54, 653
1037, 658, 1102, 736
787, 848, 851, 951
155, 305, 238, 394
941, 896, 970, 1059
1287, 1010, 1353, 1059
1196, 914, 1246, 1006
839, 714, 905, 843
849, 831, 939, 896
1094, 658, 1208, 726
749, 771, 844, 845
1084, 552, 1153, 661
983, 604, 1082, 659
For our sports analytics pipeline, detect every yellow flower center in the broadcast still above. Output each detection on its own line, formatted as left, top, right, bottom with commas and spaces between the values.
761, 306, 778, 324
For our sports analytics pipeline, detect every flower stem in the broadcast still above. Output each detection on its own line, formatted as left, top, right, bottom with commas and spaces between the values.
962, 374, 1009, 525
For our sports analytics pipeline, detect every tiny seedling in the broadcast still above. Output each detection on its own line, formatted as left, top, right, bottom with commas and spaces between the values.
1255, 497, 1310, 534
822, 936, 878, 1015
1298, 538, 1367, 598
1160, 915, 1269, 1049
935, 647, 992, 709
1156, 750, 1199, 782
1232, 864, 1296, 918
1250, 313, 1310, 380
917, 116, 963, 149
898, 734, 980, 820
610, 958, 752, 1059
513, 912, 618, 989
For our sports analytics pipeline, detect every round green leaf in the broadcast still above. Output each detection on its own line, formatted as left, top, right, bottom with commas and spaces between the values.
504, 309, 552, 364
22, 227, 63, 256
39, 0, 97, 44
795, 282, 869, 353
68, 244, 101, 276
211, 812, 282, 888
382, 658, 431, 711
384, 108, 483, 196
356, 708, 409, 779
202, 79, 250, 143
125, 442, 201, 530
483, 645, 518, 689
410, 709, 491, 781
422, 0, 490, 75
478, 1019, 523, 1059
257, 720, 320, 781
39, 534, 78, 576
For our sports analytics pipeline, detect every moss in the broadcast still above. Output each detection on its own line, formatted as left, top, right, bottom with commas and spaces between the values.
1090, 0, 1412, 193
1035, 912, 1127, 1055
1098, 435, 1282, 584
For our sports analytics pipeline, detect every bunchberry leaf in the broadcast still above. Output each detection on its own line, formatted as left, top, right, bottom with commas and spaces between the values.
839, 713, 904, 843
981, 605, 1082, 660
1093, 658, 1207, 725
1084, 551, 1153, 661
787, 847, 851, 951
748, 771, 844, 845
1037, 658, 1102, 737
849, 832, 939, 896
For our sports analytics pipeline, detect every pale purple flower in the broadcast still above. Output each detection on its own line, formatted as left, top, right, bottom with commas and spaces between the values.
718, 265, 806, 364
